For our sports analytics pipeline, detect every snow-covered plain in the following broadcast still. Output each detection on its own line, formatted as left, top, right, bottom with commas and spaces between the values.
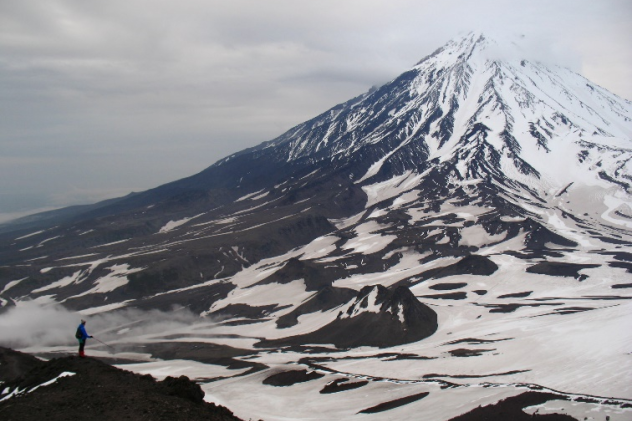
18, 208, 631, 420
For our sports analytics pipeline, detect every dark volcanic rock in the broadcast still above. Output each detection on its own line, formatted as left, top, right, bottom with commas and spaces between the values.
0, 348, 244, 421
358, 391, 429, 414
319, 378, 369, 394
210, 303, 284, 320
603, 251, 632, 262
429, 282, 468, 290
276, 285, 357, 328
526, 262, 600, 278
522, 220, 578, 250
262, 369, 324, 386
254, 253, 403, 293
552, 306, 595, 315
482, 302, 558, 313
0, 347, 45, 383
133, 280, 237, 314
497, 291, 532, 299
608, 261, 632, 273
258, 284, 437, 349
421, 292, 468, 300
412, 255, 499, 285
448, 348, 494, 357
253, 257, 343, 291
162, 375, 205, 403
448, 391, 575, 421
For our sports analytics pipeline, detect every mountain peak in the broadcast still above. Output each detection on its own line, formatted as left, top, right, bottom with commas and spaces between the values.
432, 31, 561, 66
416, 31, 527, 68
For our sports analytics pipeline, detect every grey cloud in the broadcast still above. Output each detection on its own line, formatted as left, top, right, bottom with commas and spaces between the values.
0, 300, 80, 348
0, 299, 206, 349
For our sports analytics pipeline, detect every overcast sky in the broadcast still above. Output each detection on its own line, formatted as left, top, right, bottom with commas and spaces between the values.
1, 0, 631, 222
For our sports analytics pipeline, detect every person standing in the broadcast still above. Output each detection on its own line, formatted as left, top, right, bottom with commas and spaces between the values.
76, 319, 92, 357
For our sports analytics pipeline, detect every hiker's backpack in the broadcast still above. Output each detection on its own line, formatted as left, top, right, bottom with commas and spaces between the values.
75, 326, 82, 339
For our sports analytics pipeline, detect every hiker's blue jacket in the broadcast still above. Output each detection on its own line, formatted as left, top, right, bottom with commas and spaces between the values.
78, 324, 89, 341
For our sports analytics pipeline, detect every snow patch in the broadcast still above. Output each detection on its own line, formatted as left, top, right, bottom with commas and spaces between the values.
14, 230, 46, 241
158, 213, 205, 233
341, 221, 396, 255
362, 171, 425, 208
235, 189, 266, 202
78, 300, 136, 315
339, 287, 381, 319
1, 277, 28, 294
70, 264, 144, 297
32, 270, 83, 293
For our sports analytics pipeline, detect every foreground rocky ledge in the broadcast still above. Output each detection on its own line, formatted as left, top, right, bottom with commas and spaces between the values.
0, 347, 244, 421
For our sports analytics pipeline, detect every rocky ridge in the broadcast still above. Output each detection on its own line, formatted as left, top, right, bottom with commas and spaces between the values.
0, 347, 244, 421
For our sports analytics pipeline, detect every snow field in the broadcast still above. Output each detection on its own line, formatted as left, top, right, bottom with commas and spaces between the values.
312, 298, 632, 399
202, 365, 438, 421
333, 251, 433, 289
298, 235, 340, 260
340, 221, 396, 255
69, 264, 144, 297
116, 360, 249, 382
207, 279, 313, 316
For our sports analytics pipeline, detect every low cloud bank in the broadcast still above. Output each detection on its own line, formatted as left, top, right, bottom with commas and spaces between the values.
0, 300, 78, 348
0, 300, 206, 350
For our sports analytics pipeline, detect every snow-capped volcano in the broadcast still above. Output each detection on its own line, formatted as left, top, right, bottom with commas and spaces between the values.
1, 33, 631, 420
250, 31, 630, 188
205, 30, 632, 238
